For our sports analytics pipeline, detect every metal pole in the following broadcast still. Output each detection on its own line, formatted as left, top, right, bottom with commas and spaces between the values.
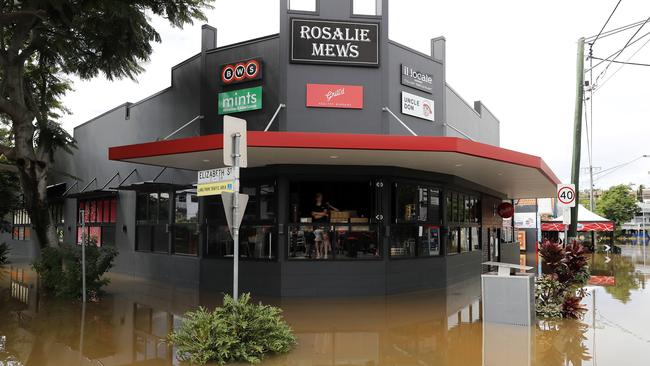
569, 37, 586, 241
232, 133, 241, 302
589, 166, 595, 210
80, 209, 86, 303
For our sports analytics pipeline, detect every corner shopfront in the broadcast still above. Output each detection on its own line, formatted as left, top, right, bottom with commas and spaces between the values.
6, 0, 560, 297
108, 132, 559, 296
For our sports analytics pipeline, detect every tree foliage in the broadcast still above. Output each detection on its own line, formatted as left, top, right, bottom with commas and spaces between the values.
0, 0, 212, 248
595, 184, 640, 227
168, 293, 296, 365
32, 242, 117, 299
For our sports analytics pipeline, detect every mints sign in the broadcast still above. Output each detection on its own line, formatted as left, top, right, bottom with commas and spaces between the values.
401, 64, 433, 94
291, 19, 379, 67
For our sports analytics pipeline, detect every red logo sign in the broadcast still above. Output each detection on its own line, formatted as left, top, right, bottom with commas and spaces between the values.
306, 84, 364, 109
221, 58, 262, 85
497, 202, 514, 218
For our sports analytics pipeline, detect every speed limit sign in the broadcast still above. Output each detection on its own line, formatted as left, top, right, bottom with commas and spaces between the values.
557, 184, 576, 208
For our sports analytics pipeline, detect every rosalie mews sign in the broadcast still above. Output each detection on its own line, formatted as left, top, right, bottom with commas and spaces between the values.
218, 86, 262, 115
291, 19, 379, 67
401, 64, 433, 93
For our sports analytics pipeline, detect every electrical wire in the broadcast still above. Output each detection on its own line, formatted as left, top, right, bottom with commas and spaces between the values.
590, 56, 650, 66
585, 30, 650, 73
591, 0, 623, 47
594, 15, 650, 85
598, 34, 650, 90
585, 19, 648, 41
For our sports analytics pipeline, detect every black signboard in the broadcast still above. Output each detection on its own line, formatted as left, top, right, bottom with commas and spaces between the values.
401, 64, 434, 94
220, 57, 263, 86
290, 18, 379, 67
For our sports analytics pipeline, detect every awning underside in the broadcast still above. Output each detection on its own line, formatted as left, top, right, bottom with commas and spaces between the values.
109, 132, 560, 199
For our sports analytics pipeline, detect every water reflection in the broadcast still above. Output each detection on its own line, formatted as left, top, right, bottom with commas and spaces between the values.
0, 246, 649, 366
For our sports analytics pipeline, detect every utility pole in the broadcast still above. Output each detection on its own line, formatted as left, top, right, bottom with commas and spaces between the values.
569, 38, 586, 241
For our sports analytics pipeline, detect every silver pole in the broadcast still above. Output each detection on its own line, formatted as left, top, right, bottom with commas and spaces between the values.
80, 209, 87, 303
232, 133, 241, 302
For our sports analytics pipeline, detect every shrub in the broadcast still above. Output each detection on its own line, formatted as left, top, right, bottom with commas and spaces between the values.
535, 239, 590, 319
32, 242, 117, 299
0, 242, 9, 264
169, 293, 296, 365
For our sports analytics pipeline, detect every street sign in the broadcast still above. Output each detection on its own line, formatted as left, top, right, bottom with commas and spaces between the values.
197, 167, 237, 197
557, 184, 576, 208
221, 192, 249, 236
223, 116, 248, 167
197, 181, 234, 197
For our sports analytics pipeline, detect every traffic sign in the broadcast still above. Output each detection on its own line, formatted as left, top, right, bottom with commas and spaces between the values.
223, 116, 248, 167
557, 184, 576, 208
221, 192, 249, 236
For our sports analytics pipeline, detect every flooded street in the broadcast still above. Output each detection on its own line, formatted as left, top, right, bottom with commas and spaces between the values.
1, 246, 648, 366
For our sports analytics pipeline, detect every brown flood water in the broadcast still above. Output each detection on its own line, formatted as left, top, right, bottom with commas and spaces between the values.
0, 246, 648, 366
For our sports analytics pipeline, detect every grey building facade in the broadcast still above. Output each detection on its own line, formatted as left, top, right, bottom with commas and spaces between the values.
4, 0, 558, 297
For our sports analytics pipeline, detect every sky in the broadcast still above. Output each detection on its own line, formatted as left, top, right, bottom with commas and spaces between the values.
61, 0, 650, 191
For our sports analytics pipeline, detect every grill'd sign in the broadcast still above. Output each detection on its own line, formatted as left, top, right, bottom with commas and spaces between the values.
291, 19, 379, 67
401, 91, 435, 122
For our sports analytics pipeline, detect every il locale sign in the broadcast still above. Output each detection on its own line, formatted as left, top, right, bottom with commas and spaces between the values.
401, 64, 433, 93
218, 86, 262, 115
291, 18, 379, 67
306, 84, 364, 109
220, 58, 262, 85
401, 91, 435, 122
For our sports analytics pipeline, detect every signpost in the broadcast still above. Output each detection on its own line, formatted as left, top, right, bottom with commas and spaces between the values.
80, 209, 87, 303
557, 184, 576, 246
224, 116, 248, 301
195, 116, 249, 301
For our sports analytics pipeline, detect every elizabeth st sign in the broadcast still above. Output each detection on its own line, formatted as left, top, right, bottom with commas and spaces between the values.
197, 167, 236, 197
290, 18, 379, 67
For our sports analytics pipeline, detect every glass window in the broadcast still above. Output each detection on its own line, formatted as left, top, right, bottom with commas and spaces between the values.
353, 0, 381, 16
207, 225, 276, 259
446, 227, 459, 255
389, 225, 417, 257
137, 193, 148, 222
418, 187, 428, 221
471, 227, 480, 250
428, 189, 441, 224
242, 186, 257, 222
288, 0, 316, 12
395, 184, 418, 223
77, 197, 117, 247
460, 227, 470, 252
174, 190, 198, 223
173, 224, 199, 256
446, 194, 453, 223
136, 226, 152, 252
420, 225, 441, 256
260, 184, 276, 221
159, 193, 170, 223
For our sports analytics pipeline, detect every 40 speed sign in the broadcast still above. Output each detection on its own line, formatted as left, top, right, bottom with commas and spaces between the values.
557, 184, 576, 208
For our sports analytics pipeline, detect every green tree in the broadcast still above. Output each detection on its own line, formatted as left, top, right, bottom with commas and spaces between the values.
0, 0, 212, 249
595, 184, 640, 227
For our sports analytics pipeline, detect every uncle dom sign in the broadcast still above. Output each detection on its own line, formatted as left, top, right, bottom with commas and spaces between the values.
291, 19, 379, 67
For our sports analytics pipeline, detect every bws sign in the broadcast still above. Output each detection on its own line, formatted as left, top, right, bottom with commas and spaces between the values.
401, 91, 435, 121
291, 19, 379, 67
401, 64, 433, 94
306, 84, 364, 109
221, 58, 262, 85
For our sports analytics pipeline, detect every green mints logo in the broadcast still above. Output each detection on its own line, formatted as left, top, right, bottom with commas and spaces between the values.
218, 86, 262, 115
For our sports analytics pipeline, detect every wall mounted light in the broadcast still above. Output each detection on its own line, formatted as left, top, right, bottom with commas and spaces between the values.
122, 225, 128, 233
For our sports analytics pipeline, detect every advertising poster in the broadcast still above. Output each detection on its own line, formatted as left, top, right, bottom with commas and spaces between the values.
517, 230, 526, 251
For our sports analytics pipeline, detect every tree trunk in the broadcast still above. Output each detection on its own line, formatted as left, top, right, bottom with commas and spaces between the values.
3, 62, 59, 249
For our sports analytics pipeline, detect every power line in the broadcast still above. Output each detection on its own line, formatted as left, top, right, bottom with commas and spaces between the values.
585, 30, 650, 73
590, 56, 650, 66
594, 15, 650, 85
585, 19, 648, 41
591, 0, 623, 47
598, 34, 650, 90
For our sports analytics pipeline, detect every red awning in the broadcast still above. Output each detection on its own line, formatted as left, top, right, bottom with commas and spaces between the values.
541, 221, 615, 232
108, 132, 560, 199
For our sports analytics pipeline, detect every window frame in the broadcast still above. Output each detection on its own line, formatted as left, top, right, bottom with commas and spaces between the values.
77, 196, 118, 247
